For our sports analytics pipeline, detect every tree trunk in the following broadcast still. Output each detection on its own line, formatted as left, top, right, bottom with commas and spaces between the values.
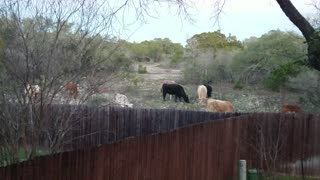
276, 0, 320, 71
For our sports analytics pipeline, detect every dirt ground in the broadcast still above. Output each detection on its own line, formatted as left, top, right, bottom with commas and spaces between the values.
138, 63, 182, 82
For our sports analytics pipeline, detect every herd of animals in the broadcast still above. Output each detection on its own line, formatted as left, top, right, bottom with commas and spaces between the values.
160, 80, 302, 113
161, 81, 235, 112
24, 80, 302, 113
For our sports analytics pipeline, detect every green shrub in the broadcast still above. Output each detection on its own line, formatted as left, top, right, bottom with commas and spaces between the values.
231, 30, 306, 87
0, 148, 48, 167
264, 61, 303, 91
287, 68, 320, 111
103, 53, 133, 73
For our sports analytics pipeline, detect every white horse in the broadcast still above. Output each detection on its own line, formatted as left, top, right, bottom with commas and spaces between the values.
24, 83, 41, 103
114, 93, 133, 108
24, 83, 41, 99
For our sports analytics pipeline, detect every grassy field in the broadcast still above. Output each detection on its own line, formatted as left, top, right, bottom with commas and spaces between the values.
87, 80, 301, 113
87, 79, 299, 112
86, 62, 303, 112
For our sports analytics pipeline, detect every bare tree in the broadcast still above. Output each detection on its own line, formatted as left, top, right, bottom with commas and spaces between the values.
0, 0, 193, 166
0, 0, 130, 165
244, 115, 290, 178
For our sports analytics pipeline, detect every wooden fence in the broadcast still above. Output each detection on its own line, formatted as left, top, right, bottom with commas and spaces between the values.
0, 106, 319, 180
45, 105, 244, 150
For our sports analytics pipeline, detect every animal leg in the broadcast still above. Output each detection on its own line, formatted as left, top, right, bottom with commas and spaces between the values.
34, 92, 39, 100
73, 89, 78, 99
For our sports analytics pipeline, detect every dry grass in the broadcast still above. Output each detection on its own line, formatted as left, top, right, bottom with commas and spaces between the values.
87, 62, 303, 112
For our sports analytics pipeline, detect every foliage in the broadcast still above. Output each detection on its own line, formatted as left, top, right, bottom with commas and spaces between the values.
264, 60, 304, 91
0, 147, 48, 167
182, 60, 205, 84
231, 30, 307, 86
287, 68, 320, 111
128, 38, 184, 63
169, 43, 184, 66
181, 31, 242, 84
186, 30, 243, 50
105, 53, 133, 73
307, 31, 320, 70
0, 0, 130, 165
182, 50, 237, 84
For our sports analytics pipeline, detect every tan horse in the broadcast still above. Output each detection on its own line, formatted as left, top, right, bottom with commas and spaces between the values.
207, 99, 235, 112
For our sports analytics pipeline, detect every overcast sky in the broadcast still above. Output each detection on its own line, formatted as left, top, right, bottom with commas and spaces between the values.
116, 0, 316, 46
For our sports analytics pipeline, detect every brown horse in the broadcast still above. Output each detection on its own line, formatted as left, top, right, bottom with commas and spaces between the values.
66, 82, 79, 98
281, 104, 302, 113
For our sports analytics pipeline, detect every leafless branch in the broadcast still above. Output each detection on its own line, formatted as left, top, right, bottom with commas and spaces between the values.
211, 0, 226, 28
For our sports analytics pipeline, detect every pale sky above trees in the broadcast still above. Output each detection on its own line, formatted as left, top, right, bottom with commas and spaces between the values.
117, 0, 315, 46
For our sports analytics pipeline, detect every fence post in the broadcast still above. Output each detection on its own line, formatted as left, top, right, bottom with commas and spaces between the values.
239, 160, 246, 180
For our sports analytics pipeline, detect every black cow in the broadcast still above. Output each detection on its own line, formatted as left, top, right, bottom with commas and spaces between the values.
204, 84, 212, 98
161, 83, 189, 103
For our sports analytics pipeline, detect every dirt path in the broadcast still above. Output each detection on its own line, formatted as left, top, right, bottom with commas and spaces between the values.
138, 63, 182, 82
97, 63, 182, 95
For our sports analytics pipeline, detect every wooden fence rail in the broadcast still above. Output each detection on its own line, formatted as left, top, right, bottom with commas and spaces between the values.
45, 105, 244, 150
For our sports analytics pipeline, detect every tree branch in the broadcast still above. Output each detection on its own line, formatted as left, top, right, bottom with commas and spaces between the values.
276, 0, 315, 42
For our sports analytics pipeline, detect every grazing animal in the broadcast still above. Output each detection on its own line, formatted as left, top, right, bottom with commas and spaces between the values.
161, 83, 189, 103
281, 104, 301, 113
115, 93, 133, 108
204, 84, 212, 98
66, 82, 79, 98
24, 83, 41, 100
161, 80, 176, 100
197, 85, 207, 106
207, 98, 235, 112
